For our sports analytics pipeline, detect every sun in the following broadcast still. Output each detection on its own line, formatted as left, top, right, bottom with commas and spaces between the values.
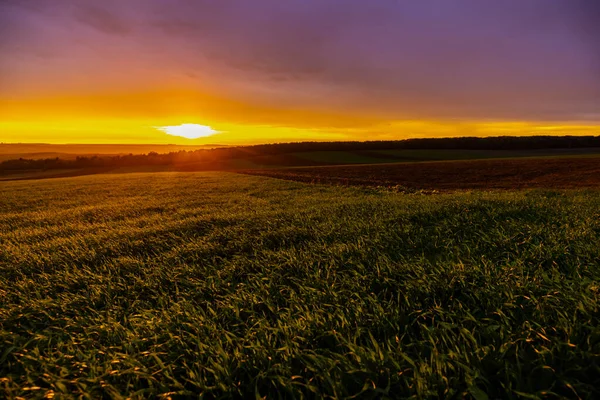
155, 123, 218, 139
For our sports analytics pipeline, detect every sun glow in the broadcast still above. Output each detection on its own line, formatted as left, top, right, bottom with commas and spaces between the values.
155, 123, 218, 139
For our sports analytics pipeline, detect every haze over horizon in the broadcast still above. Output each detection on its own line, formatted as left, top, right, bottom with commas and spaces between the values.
1, 0, 599, 145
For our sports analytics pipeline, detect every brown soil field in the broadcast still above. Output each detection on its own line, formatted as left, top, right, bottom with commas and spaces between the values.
241, 157, 600, 190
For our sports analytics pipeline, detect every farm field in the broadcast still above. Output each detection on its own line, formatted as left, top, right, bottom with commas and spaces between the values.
171, 148, 600, 172
291, 151, 399, 165
360, 148, 600, 162
4, 148, 600, 183
1, 172, 600, 398
245, 156, 600, 191
288, 148, 600, 165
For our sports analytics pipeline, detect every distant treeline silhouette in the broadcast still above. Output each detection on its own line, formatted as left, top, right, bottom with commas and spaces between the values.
2, 135, 600, 172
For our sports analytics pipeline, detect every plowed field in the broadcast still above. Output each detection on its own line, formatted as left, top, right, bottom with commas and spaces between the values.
242, 157, 600, 190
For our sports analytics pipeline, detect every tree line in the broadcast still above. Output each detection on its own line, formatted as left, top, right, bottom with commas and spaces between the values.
2, 135, 600, 172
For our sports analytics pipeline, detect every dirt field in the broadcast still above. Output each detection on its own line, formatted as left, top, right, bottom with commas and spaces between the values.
241, 157, 600, 190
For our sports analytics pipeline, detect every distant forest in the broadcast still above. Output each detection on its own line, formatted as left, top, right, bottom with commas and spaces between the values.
2, 135, 600, 172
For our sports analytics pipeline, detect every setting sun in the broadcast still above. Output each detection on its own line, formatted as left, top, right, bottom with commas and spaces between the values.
154, 124, 218, 140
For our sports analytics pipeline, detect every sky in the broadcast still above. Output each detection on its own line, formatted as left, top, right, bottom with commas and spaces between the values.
1, 0, 599, 144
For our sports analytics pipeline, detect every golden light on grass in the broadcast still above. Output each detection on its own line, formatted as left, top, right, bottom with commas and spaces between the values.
155, 123, 218, 139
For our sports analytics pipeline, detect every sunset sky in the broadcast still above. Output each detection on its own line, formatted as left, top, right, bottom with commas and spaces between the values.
1, 0, 599, 144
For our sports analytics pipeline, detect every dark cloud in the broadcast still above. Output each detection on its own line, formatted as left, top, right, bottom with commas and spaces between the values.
570, 1, 600, 41
142, 1, 599, 119
74, 4, 131, 36
569, 0, 600, 73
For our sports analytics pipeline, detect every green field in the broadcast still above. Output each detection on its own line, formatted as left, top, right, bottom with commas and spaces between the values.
2, 172, 600, 398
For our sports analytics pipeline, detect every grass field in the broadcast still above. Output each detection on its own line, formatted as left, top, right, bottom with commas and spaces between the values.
2, 172, 600, 398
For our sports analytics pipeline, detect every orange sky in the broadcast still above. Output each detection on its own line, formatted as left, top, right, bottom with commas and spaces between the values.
1, 0, 599, 144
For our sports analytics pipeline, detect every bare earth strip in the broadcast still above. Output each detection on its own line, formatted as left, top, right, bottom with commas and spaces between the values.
241, 157, 600, 190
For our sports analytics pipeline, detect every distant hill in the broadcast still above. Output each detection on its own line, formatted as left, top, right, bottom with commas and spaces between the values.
0, 143, 228, 161
3, 136, 600, 180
